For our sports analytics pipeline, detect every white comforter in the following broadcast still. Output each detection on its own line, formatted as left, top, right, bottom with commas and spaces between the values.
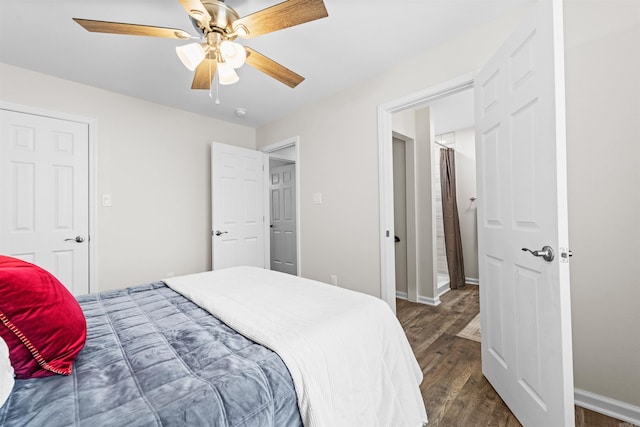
164, 267, 428, 427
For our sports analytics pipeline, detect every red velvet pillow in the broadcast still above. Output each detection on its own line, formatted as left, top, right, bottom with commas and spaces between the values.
0, 256, 86, 378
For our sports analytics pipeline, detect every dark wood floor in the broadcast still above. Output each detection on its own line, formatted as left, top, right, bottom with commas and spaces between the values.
396, 286, 629, 427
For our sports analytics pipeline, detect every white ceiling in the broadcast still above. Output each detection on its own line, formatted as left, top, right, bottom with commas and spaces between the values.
0, 0, 530, 128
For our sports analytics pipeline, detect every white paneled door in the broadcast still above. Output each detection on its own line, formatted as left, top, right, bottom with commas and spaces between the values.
211, 142, 266, 269
269, 164, 297, 275
0, 109, 89, 295
475, 1, 574, 426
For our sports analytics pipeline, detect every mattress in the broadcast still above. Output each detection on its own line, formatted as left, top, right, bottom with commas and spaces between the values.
0, 282, 302, 427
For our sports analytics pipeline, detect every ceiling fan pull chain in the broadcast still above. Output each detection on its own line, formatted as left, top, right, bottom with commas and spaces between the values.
215, 76, 221, 105
208, 59, 213, 99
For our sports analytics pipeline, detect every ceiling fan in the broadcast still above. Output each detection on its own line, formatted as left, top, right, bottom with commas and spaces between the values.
73, 0, 328, 90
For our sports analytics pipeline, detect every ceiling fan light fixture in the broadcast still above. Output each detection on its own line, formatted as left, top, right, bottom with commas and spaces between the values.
220, 40, 246, 69
176, 42, 206, 71
217, 61, 239, 85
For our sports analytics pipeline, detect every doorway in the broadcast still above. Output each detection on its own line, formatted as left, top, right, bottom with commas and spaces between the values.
269, 159, 297, 275
389, 85, 477, 307
261, 137, 301, 276
378, 73, 475, 312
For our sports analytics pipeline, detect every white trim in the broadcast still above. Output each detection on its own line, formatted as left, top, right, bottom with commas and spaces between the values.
262, 153, 270, 269
269, 152, 296, 162
395, 291, 408, 300
466, 277, 480, 285
574, 388, 640, 426
378, 104, 396, 313
397, 291, 445, 307
437, 284, 450, 298
260, 136, 302, 276
0, 101, 98, 293
397, 291, 443, 307
377, 72, 477, 313
417, 295, 441, 307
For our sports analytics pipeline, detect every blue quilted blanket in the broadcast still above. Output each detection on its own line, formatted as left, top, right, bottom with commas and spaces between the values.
0, 282, 302, 427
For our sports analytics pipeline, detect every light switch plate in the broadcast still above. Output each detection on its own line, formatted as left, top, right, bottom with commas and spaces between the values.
312, 192, 322, 204
102, 194, 112, 207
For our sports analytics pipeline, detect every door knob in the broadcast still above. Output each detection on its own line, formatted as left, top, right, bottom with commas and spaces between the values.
522, 246, 554, 262
65, 236, 85, 243
214, 230, 228, 236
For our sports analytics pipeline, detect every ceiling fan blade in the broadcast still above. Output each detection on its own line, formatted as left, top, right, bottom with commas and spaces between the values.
192, 59, 216, 90
233, 0, 328, 39
245, 47, 304, 88
73, 18, 192, 39
177, 0, 212, 27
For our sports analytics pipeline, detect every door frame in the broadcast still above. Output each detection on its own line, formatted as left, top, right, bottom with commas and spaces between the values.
0, 100, 98, 293
260, 136, 301, 276
377, 72, 476, 313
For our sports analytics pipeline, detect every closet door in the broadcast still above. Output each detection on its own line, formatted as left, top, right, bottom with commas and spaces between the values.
0, 109, 90, 295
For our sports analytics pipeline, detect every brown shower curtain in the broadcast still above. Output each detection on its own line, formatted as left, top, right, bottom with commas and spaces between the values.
440, 148, 465, 289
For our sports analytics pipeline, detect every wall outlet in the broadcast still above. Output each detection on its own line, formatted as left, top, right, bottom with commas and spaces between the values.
330, 274, 338, 286
166, 272, 175, 278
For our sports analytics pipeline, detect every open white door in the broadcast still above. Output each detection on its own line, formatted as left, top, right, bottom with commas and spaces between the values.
475, 1, 574, 425
0, 109, 90, 295
211, 142, 266, 270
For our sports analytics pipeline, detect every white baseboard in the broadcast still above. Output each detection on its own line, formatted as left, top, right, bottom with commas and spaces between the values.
417, 295, 441, 306
395, 291, 441, 306
575, 388, 640, 426
395, 291, 408, 300
436, 285, 450, 297
465, 277, 479, 285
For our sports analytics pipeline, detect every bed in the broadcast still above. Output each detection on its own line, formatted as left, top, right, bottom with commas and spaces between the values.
0, 261, 428, 427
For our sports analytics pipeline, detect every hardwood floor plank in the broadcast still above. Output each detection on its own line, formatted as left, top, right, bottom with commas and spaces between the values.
396, 287, 629, 427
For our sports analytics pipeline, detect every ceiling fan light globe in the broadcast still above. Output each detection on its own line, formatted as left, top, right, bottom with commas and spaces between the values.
218, 61, 240, 85
176, 43, 206, 71
220, 40, 246, 69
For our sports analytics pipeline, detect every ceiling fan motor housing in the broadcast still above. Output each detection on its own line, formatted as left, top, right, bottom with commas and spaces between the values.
190, 0, 240, 40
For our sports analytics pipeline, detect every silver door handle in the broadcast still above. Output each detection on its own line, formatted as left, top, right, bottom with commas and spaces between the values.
522, 246, 554, 262
65, 236, 85, 243
214, 230, 228, 236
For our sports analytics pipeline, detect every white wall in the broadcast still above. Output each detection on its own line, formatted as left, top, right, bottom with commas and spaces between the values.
564, 1, 640, 407
392, 108, 416, 140
0, 63, 256, 292
414, 108, 436, 300
453, 127, 478, 281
